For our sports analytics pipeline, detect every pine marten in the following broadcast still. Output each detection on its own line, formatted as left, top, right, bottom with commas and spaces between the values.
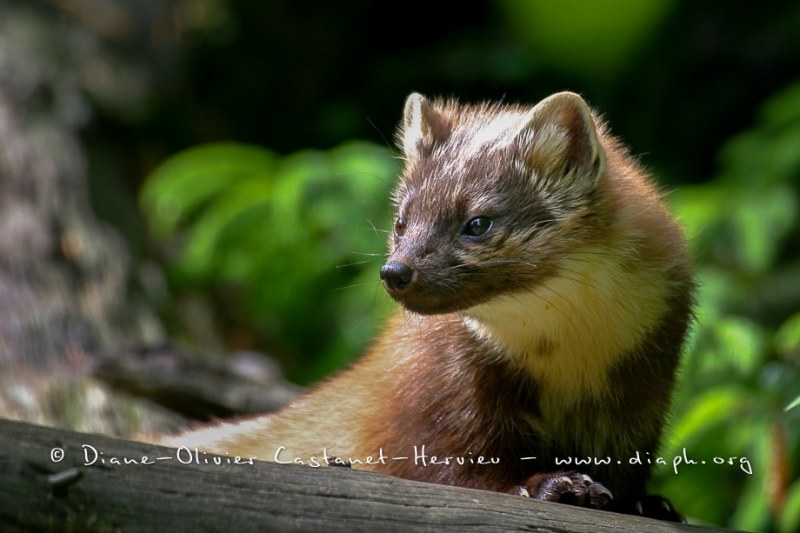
161, 92, 694, 520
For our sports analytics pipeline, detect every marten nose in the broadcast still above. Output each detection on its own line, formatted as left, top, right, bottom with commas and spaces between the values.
380, 261, 414, 292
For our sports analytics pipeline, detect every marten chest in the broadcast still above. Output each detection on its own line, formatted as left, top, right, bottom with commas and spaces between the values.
378, 358, 620, 490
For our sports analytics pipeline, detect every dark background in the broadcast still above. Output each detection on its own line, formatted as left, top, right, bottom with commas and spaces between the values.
87, 0, 800, 236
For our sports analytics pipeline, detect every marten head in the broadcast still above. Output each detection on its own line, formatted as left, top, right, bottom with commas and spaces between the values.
380, 92, 609, 315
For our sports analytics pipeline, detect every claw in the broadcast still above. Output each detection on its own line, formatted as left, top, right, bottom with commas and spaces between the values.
588, 482, 613, 509
594, 484, 614, 500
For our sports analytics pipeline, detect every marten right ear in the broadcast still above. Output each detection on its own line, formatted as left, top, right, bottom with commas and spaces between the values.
516, 92, 605, 190
398, 93, 451, 158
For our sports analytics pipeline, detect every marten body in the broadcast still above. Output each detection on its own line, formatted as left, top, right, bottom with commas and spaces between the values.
163, 92, 694, 519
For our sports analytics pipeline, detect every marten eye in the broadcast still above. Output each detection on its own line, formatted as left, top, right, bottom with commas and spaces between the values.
464, 216, 492, 237
394, 218, 407, 237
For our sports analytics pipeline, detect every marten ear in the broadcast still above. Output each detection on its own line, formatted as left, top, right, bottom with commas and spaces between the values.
398, 93, 451, 158
516, 92, 605, 188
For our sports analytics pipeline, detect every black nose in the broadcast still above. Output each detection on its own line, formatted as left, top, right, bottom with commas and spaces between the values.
380, 261, 414, 292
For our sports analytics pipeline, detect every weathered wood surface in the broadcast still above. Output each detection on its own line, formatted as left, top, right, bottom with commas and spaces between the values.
0, 419, 738, 533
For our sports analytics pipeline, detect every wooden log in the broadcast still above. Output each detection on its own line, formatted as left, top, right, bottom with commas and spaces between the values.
0, 418, 738, 532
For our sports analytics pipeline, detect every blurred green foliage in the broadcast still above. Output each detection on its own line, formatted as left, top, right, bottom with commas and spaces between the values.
654, 82, 800, 532
499, 0, 676, 82
140, 142, 398, 383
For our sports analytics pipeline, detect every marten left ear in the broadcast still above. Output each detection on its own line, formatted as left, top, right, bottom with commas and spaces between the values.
398, 93, 452, 159
516, 92, 605, 188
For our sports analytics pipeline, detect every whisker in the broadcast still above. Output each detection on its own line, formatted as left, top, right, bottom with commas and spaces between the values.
366, 116, 393, 152
345, 283, 395, 334
333, 281, 380, 292
336, 260, 375, 269
365, 218, 389, 236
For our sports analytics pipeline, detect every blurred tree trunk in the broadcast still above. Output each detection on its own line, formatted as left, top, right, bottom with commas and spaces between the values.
0, 1, 297, 437
0, 0, 178, 436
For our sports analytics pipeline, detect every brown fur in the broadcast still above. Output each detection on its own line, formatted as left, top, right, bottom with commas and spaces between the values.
161, 92, 694, 517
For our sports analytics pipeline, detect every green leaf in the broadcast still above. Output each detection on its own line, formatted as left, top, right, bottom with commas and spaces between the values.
720, 81, 800, 186
689, 316, 766, 379
692, 266, 742, 321
671, 184, 798, 274
177, 179, 273, 282
730, 185, 797, 274
140, 143, 277, 237
785, 396, 800, 413
498, 0, 676, 80
667, 185, 729, 262
729, 427, 772, 532
776, 310, 800, 359
779, 480, 800, 533
667, 385, 748, 451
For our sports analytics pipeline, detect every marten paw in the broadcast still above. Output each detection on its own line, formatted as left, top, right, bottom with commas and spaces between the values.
512, 471, 613, 510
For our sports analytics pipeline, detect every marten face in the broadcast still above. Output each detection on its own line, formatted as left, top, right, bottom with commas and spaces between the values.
380, 92, 607, 315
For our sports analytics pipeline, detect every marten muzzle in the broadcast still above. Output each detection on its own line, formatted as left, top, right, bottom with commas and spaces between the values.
380, 261, 415, 293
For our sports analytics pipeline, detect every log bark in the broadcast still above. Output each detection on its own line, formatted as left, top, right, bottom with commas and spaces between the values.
0, 419, 738, 533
